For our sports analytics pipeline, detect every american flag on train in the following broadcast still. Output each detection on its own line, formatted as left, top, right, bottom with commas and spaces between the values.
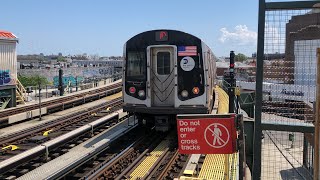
178, 46, 197, 56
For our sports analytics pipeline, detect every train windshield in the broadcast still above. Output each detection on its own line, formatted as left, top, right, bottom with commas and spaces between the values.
126, 52, 146, 79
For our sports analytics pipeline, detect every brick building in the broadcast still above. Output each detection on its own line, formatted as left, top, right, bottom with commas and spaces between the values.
285, 10, 320, 84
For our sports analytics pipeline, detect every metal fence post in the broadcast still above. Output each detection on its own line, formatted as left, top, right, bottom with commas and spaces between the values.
253, 0, 265, 179
314, 48, 320, 180
303, 136, 308, 167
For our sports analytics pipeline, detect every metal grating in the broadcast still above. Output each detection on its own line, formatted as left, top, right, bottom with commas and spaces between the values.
255, 0, 319, 179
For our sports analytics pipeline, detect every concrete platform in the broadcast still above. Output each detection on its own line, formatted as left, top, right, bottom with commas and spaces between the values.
262, 113, 311, 124
0, 92, 122, 138
183, 154, 201, 176
18, 116, 138, 180
261, 130, 312, 180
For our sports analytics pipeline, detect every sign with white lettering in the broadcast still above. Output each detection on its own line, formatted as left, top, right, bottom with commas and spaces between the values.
177, 114, 237, 154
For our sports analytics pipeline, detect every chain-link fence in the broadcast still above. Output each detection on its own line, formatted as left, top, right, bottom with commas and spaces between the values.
254, 1, 319, 179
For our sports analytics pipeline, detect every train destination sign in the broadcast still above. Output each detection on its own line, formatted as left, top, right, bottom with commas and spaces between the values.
155, 31, 168, 41
177, 114, 237, 154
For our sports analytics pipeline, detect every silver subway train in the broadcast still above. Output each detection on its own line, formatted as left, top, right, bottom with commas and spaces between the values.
122, 30, 217, 130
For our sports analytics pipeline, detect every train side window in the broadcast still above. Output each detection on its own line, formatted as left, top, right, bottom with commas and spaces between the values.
157, 52, 170, 75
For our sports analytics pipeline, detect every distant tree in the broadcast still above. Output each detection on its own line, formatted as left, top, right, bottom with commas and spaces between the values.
235, 53, 247, 62
18, 75, 50, 87
57, 56, 66, 62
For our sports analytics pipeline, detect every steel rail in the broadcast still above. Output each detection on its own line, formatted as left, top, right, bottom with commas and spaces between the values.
0, 108, 126, 175
0, 97, 122, 146
0, 81, 122, 121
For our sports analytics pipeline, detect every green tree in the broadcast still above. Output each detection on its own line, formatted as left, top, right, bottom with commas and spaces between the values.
57, 56, 66, 62
18, 75, 50, 87
235, 53, 247, 62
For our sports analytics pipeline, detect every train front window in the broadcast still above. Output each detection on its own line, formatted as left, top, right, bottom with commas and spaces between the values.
127, 52, 146, 79
157, 52, 170, 75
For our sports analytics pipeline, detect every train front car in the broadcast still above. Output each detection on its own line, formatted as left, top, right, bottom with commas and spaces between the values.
123, 30, 216, 131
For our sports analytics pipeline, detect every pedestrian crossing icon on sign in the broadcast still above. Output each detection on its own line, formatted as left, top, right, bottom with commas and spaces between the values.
204, 123, 230, 148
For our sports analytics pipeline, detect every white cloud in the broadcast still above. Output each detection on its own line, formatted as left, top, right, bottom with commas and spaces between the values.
219, 25, 257, 45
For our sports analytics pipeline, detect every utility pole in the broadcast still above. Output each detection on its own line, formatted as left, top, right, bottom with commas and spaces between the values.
58, 68, 64, 96
38, 79, 42, 120
76, 76, 78, 92
229, 51, 235, 113
45, 85, 48, 98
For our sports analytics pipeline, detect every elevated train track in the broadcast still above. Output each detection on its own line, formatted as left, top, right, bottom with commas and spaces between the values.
0, 94, 124, 177
64, 85, 240, 180
64, 130, 179, 180
0, 80, 122, 126
0, 97, 122, 151
0, 83, 243, 179
13, 115, 139, 180
80, 131, 166, 180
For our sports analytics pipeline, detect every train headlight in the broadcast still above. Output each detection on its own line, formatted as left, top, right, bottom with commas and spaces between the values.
181, 90, 188, 97
192, 87, 199, 94
129, 87, 136, 94
138, 90, 145, 97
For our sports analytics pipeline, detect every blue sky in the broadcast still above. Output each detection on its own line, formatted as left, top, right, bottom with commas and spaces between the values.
0, 0, 259, 57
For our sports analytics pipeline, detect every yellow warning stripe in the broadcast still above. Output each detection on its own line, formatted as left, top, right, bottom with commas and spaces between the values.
198, 154, 225, 179
215, 86, 229, 114
184, 170, 194, 176
195, 86, 237, 180
198, 153, 238, 180
129, 140, 169, 179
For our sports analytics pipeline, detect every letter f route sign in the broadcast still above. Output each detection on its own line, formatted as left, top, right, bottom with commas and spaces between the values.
177, 114, 237, 154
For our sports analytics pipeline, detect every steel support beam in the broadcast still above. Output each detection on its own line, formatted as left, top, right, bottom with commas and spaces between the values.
261, 121, 314, 133
253, 1, 266, 179
314, 48, 320, 180
266, 1, 319, 10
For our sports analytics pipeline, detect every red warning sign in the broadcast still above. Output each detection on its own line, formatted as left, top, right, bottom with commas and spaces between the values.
177, 114, 237, 154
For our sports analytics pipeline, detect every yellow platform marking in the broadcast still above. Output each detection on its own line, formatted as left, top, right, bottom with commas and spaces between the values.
184, 170, 194, 176
215, 86, 229, 114
2, 145, 19, 151
105, 91, 122, 100
198, 153, 238, 180
194, 86, 238, 180
129, 140, 169, 180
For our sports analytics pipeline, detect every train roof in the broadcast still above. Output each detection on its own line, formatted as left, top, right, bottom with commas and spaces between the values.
125, 29, 213, 54
126, 29, 201, 42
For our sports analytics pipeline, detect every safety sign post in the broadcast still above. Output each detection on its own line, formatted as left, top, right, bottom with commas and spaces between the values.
177, 114, 238, 154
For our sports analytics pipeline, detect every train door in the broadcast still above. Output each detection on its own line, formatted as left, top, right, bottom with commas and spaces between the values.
150, 47, 175, 107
